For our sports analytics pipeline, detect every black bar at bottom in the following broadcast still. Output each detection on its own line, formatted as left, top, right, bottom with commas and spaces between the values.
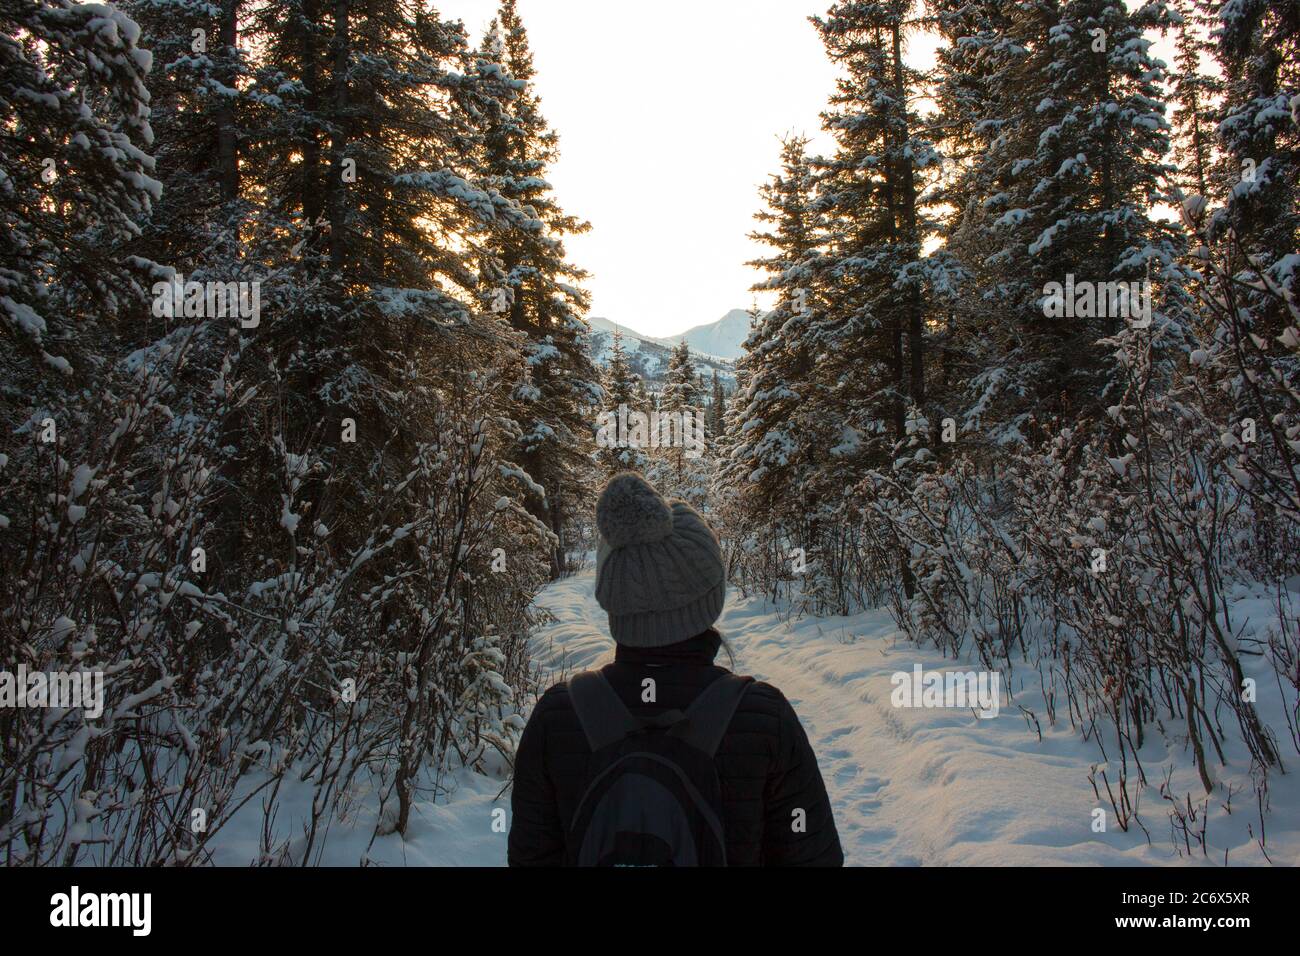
0, 864, 1286, 942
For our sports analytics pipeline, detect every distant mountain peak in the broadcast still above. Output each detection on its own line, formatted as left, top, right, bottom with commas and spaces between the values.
664, 308, 752, 360
585, 313, 741, 384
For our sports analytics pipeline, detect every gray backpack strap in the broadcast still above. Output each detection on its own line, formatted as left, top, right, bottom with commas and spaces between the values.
568, 670, 641, 752
671, 674, 754, 757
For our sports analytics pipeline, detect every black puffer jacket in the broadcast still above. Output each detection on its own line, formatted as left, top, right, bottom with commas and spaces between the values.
508, 629, 844, 866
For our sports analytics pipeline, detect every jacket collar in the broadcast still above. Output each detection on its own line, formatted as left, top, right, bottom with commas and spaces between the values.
614, 628, 722, 666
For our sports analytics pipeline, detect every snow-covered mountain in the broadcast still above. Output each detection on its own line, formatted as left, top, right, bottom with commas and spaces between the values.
664, 308, 752, 360
586, 315, 738, 385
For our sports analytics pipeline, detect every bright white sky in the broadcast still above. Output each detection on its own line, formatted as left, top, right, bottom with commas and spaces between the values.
438, 1, 1171, 340
438, 0, 870, 338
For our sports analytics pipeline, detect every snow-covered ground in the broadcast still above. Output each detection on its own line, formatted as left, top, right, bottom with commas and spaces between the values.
528, 567, 1300, 866
212, 566, 1300, 866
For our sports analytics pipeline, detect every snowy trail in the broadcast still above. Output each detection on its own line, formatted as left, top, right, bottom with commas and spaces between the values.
530, 566, 1300, 866
530, 572, 903, 863
530, 566, 1051, 865
724, 612, 911, 865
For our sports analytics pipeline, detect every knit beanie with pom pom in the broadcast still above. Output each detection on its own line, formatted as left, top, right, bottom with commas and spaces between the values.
594, 472, 726, 648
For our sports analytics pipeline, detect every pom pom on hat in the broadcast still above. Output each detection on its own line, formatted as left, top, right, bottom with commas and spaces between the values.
596, 472, 674, 548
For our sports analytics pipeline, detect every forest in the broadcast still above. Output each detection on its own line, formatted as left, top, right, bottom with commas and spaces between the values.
1, 0, 1296, 865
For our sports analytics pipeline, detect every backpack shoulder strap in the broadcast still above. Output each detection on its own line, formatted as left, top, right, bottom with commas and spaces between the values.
671, 673, 754, 757
568, 669, 641, 752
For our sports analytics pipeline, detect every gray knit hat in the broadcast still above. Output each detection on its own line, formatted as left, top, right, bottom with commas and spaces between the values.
594, 472, 726, 647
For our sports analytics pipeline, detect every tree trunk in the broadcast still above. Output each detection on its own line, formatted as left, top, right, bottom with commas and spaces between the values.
327, 0, 350, 270
215, 0, 240, 202
891, 23, 925, 411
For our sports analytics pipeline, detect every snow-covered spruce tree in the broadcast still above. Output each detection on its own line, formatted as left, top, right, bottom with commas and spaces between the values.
710, 333, 760, 590
651, 340, 708, 507
814, 0, 949, 439
707, 368, 726, 439
927, 0, 1015, 432
936, 0, 1185, 446
222, 0, 545, 572
0, 0, 159, 411
120, 0, 245, 223
662, 340, 700, 410
474, 0, 602, 578
1207, 0, 1298, 341
225, 0, 561, 840
1167, 0, 1225, 204
855, 0, 1294, 824
597, 329, 648, 475
605, 330, 637, 406
721, 136, 841, 606
727, 137, 821, 512
810, 1, 956, 606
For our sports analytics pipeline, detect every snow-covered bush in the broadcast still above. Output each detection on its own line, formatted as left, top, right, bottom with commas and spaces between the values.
856, 249, 1297, 835
0, 317, 553, 863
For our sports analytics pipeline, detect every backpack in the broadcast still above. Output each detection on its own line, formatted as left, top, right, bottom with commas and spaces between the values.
565, 668, 753, 867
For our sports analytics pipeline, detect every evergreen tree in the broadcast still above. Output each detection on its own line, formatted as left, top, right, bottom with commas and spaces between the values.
605, 329, 637, 407
120, 0, 247, 272
196, 0, 546, 581
598, 330, 647, 473
813, 0, 945, 449
1, 0, 158, 405
1209, 0, 1299, 338
708, 368, 726, 438
0, 0, 600, 861
928, 0, 1020, 427
656, 340, 707, 501
725, 136, 827, 519
476, 0, 601, 577
1167, 0, 1224, 202
934, 0, 1183, 444
663, 340, 701, 410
